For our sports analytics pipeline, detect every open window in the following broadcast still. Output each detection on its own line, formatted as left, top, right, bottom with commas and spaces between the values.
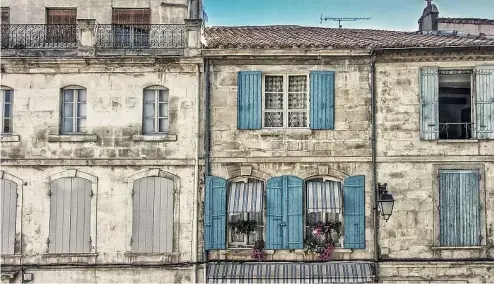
46, 8, 77, 45
112, 8, 150, 48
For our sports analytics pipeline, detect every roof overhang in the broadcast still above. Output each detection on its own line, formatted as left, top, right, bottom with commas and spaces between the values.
202, 48, 372, 58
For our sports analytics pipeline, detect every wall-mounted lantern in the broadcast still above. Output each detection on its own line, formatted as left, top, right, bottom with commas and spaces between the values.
378, 183, 395, 222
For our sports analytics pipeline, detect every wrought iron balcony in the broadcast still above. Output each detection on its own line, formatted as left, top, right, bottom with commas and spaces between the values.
1, 24, 78, 49
95, 24, 186, 49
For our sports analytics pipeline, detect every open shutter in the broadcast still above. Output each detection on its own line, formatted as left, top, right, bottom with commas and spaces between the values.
1, 179, 17, 255
475, 66, 494, 139
420, 67, 439, 140
266, 176, 283, 249
286, 176, 303, 249
343, 175, 365, 249
237, 71, 262, 130
205, 176, 226, 250
310, 71, 335, 130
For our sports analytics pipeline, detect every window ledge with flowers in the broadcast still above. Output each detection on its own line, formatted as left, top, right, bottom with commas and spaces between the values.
304, 220, 343, 261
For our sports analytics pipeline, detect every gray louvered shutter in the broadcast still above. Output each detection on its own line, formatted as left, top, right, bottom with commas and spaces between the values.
132, 177, 174, 253
475, 66, 494, 139
420, 67, 439, 140
1, 179, 17, 255
49, 178, 91, 253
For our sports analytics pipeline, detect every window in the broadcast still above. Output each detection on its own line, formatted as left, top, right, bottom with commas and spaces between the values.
61, 87, 86, 134
305, 179, 343, 247
143, 87, 169, 134
438, 169, 482, 247
1, 87, 13, 135
48, 177, 91, 253
1, 177, 18, 255
46, 8, 77, 44
263, 75, 308, 128
227, 178, 264, 248
1, 7, 9, 48
112, 8, 150, 48
132, 177, 174, 253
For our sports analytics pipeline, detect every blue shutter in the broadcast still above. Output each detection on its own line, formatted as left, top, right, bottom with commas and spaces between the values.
343, 175, 365, 249
237, 71, 262, 130
266, 176, 283, 249
439, 170, 481, 247
310, 71, 335, 130
475, 66, 494, 139
286, 176, 304, 249
420, 67, 439, 140
204, 176, 226, 250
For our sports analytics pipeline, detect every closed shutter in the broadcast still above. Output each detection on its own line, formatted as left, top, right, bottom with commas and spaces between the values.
475, 66, 494, 139
237, 71, 262, 130
1, 179, 17, 255
310, 71, 335, 130
439, 170, 481, 246
266, 176, 283, 249
420, 67, 439, 140
343, 175, 365, 249
132, 177, 174, 253
204, 176, 226, 250
49, 177, 91, 253
286, 176, 303, 249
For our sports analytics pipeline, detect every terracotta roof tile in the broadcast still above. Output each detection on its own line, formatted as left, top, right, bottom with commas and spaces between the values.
204, 25, 494, 49
438, 17, 494, 25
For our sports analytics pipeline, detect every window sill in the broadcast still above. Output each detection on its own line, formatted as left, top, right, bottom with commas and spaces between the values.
437, 139, 479, 143
124, 252, 180, 264
47, 134, 98, 143
219, 249, 275, 255
1, 135, 20, 142
1, 254, 22, 265
431, 246, 487, 250
259, 129, 312, 136
41, 253, 97, 264
132, 134, 177, 142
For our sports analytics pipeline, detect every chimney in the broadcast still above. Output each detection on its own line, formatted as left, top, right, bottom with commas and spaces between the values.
418, 0, 439, 32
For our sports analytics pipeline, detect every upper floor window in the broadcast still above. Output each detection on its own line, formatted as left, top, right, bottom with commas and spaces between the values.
143, 86, 169, 134
112, 8, 151, 48
61, 86, 86, 134
46, 8, 77, 44
1, 87, 13, 135
1, 7, 9, 24
420, 66, 494, 140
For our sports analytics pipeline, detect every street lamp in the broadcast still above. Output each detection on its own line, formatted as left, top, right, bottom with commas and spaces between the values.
378, 183, 395, 222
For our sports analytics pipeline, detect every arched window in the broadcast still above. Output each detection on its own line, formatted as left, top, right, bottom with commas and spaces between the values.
227, 178, 264, 248
49, 177, 92, 253
143, 86, 169, 134
1, 86, 13, 135
132, 176, 174, 253
1, 177, 18, 254
60, 86, 87, 134
305, 178, 343, 247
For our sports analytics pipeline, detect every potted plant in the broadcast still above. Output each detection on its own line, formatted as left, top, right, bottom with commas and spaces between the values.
228, 219, 257, 243
304, 220, 342, 261
251, 240, 266, 261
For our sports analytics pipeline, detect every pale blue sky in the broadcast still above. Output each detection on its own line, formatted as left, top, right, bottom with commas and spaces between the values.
204, 0, 494, 31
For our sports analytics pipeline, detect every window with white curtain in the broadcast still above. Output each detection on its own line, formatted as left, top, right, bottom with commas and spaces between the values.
61, 87, 87, 134
143, 86, 169, 134
1, 87, 13, 135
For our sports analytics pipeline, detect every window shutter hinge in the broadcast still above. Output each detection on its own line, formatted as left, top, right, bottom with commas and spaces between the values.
89, 237, 92, 244
48, 190, 52, 197
479, 174, 482, 180
131, 189, 134, 196
90, 190, 94, 197
130, 237, 133, 244
46, 238, 50, 245
16, 192, 19, 198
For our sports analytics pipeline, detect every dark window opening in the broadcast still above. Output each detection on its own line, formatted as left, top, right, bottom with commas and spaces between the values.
46, 8, 77, 44
438, 70, 472, 140
1, 7, 10, 48
112, 8, 151, 48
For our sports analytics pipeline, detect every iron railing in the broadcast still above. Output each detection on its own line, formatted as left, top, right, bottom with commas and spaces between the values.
96, 24, 186, 49
439, 122, 473, 139
1, 24, 78, 49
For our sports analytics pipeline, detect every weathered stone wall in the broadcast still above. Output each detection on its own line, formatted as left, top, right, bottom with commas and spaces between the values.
438, 22, 494, 36
2, 0, 188, 24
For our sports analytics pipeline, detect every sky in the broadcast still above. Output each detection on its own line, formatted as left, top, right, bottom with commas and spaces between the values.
204, 0, 494, 31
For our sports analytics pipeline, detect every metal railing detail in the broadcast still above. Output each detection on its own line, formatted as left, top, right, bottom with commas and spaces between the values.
1, 24, 78, 49
439, 122, 473, 139
95, 24, 186, 49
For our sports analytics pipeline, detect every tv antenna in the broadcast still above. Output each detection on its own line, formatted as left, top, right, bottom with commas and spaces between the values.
320, 15, 371, 28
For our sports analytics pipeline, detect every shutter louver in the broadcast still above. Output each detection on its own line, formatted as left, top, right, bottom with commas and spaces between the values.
310, 71, 335, 130
420, 67, 439, 140
237, 71, 262, 130
204, 176, 226, 250
343, 175, 365, 249
475, 66, 494, 139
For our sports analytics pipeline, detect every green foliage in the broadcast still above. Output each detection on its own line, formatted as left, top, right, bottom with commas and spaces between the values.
228, 219, 257, 235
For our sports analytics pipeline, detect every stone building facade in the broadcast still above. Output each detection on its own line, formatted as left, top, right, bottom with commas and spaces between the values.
1, 0, 205, 283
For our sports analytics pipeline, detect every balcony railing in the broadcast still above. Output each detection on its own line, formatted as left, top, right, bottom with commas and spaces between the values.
1, 24, 78, 49
95, 24, 186, 49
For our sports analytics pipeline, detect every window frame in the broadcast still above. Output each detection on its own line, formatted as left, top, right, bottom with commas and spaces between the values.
432, 164, 486, 248
60, 86, 87, 135
1, 86, 13, 135
142, 86, 169, 135
45, 8, 77, 44
226, 177, 266, 249
262, 73, 310, 130
111, 8, 151, 48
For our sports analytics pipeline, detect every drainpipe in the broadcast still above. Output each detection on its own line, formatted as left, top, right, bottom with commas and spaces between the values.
370, 51, 380, 281
203, 57, 211, 265
192, 63, 201, 284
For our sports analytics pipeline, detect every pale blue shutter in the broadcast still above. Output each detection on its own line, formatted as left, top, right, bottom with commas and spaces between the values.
310, 71, 335, 130
286, 176, 303, 249
204, 176, 226, 250
420, 67, 439, 140
439, 170, 480, 246
343, 175, 365, 249
475, 66, 494, 139
266, 176, 283, 249
1, 179, 17, 255
237, 71, 262, 130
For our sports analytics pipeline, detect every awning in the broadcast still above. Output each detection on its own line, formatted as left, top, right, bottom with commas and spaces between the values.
207, 262, 375, 283
307, 181, 342, 213
228, 181, 263, 213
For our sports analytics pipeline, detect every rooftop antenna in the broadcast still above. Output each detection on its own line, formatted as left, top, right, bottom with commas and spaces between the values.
320, 15, 371, 28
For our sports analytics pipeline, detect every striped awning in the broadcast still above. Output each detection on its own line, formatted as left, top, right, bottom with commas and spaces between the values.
307, 181, 342, 213
228, 181, 263, 213
207, 262, 375, 283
